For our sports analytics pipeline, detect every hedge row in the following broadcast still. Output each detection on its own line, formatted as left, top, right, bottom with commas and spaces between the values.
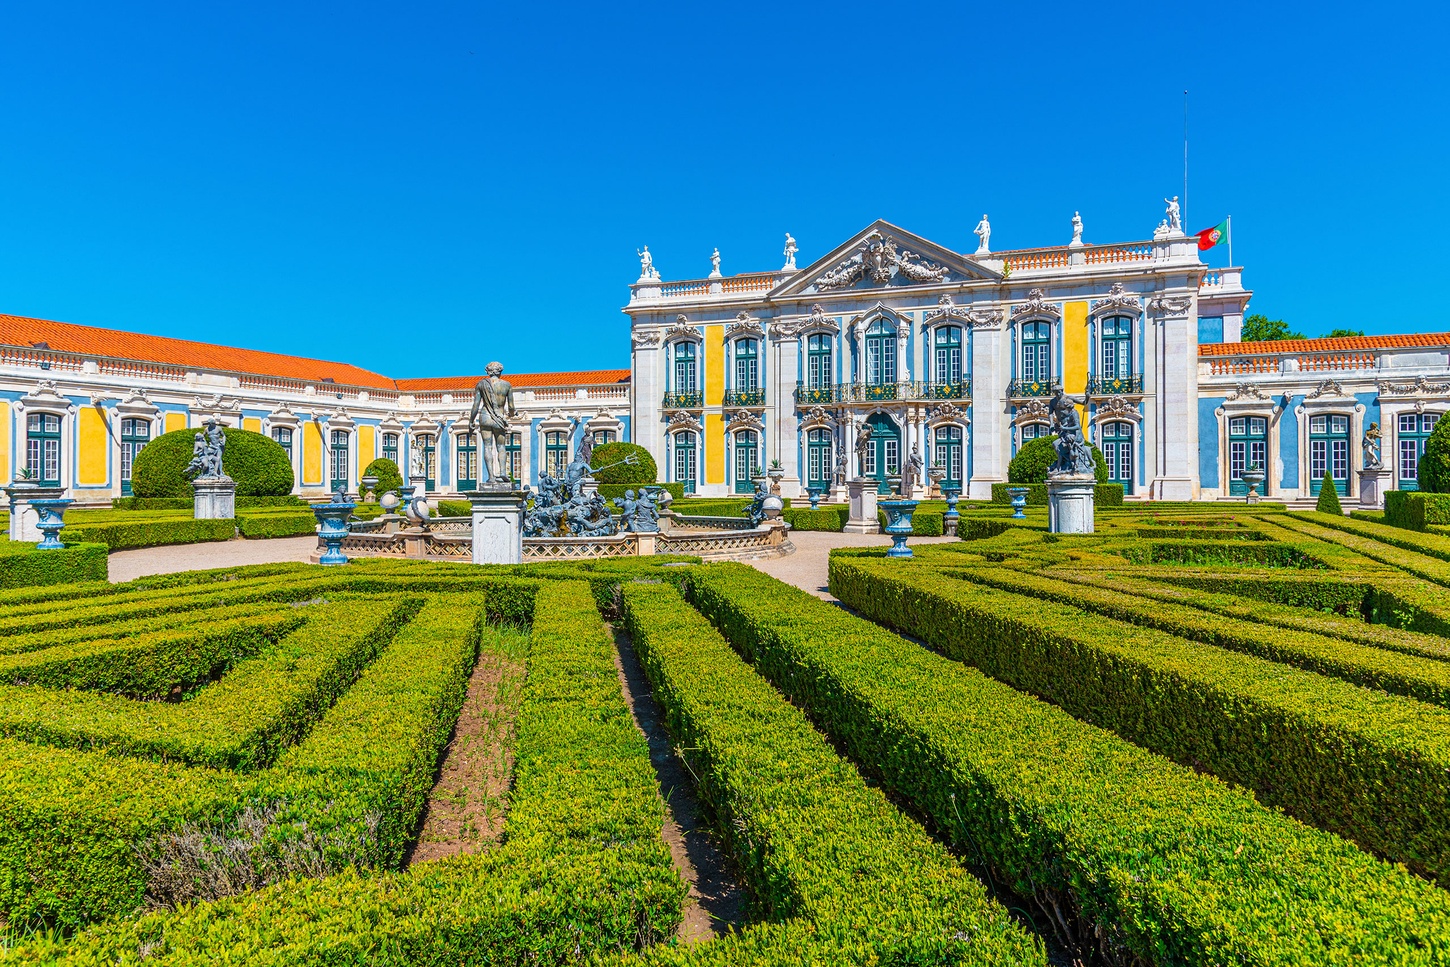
0, 542, 108, 589
989, 481, 1125, 505
110, 496, 306, 511
0, 597, 418, 770
64, 518, 236, 552
833, 560, 1450, 883
684, 563, 1450, 965
1275, 514, 1450, 586
619, 580, 1046, 964
237, 513, 317, 539
1120, 538, 1329, 569
875, 508, 945, 536
1290, 509, 1450, 565
1384, 490, 1450, 530
950, 566, 1450, 708
781, 506, 846, 531
16, 580, 687, 956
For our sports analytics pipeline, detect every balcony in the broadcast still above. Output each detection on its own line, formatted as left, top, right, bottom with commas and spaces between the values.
661, 391, 703, 409
921, 380, 971, 400
793, 380, 973, 405
723, 388, 767, 407
1006, 379, 1056, 398
1086, 374, 1144, 396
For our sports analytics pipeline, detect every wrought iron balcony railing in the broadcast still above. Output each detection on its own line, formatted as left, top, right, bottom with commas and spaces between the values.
793, 380, 972, 405
921, 380, 971, 400
1086, 374, 1144, 396
1006, 378, 1056, 398
723, 388, 766, 407
661, 391, 703, 409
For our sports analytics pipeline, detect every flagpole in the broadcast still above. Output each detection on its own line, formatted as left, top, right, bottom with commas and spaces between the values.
1183, 90, 1189, 230
1227, 215, 1233, 266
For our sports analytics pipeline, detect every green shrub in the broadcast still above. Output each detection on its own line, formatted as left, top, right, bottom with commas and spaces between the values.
876, 508, 944, 535
687, 564, 1450, 966
0, 542, 108, 589
1119, 539, 1328, 569
1316, 473, 1344, 514
362, 458, 404, 496
990, 482, 1124, 506
1419, 415, 1450, 493
65, 518, 236, 551
781, 507, 845, 531
435, 499, 471, 517
589, 442, 656, 485
1007, 435, 1108, 483
131, 428, 294, 498
112, 496, 304, 511
832, 561, 1450, 883
236, 513, 316, 539
1384, 491, 1450, 531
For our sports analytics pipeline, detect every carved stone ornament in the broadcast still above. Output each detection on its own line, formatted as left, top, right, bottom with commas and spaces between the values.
1012, 398, 1051, 424
1090, 282, 1143, 319
1093, 396, 1141, 422
1227, 382, 1270, 401
1010, 289, 1062, 321
1306, 379, 1348, 400
925, 294, 967, 324
665, 410, 703, 433
928, 402, 970, 424
663, 315, 703, 343
726, 312, 765, 339
114, 387, 159, 418
1380, 375, 1450, 397
1149, 294, 1194, 318
813, 231, 949, 291
631, 329, 663, 348
967, 306, 1004, 328
725, 409, 765, 433
193, 393, 242, 413
798, 405, 837, 430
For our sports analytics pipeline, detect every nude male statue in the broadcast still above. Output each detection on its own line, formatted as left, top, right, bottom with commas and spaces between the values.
468, 361, 518, 485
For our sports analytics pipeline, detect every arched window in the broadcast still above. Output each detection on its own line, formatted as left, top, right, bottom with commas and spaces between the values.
456, 433, 478, 491
271, 426, 293, 462
1020, 422, 1050, 442
674, 431, 697, 495
806, 428, 833, 488
1398, 413, 1440, 491
329, 429, 350, 492
25, 414, 61, 487
545, 431, 569, 477
807, 334, 833, 391
1229, 416, 1269, 496
733, 429, 760, 493
505, 432, 522, 481
381, 432, 399, 466
934, 326, 963, 385
1309, 414, 1349, 496
1101, 317, 1133, 380
120, 418, 150, 496
933, 425, 963, 489
865, 321, 897, 386
1102, 421, 1133, 493
1021, 321, 1052, 386
674, 342, 698, 394
735, 339, 759, 391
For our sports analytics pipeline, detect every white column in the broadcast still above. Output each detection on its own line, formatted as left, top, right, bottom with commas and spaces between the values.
773, 333, 803, 496
968, 319, 1006, 500
1151, 297, 1198, 499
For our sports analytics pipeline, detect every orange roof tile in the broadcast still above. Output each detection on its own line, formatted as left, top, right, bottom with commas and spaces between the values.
1200, 332, 1450, 356
0, 312, 632, 389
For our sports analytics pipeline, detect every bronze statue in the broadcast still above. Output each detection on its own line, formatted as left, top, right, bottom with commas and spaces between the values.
468, 362, 517, 486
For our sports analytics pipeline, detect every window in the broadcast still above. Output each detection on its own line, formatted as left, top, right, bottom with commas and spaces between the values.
329, 429, 350, 491
382, 432, 399, 466
734, 339, 759, 391
25, 413, 61, 486
456, 434, 478, 490
865, 321, 897, 385
592, 429, 615, 447
1309, 414, 1350, 496
934, 326, 963, 385
1399, 413, 1440, 489
806, 428, 833, 487
120, 418, 150, 496
1101, 421, 1133, 494
733, 429, 760, 493
673, 431, 697, 494
1101, 316, 1133, 379
545, 431, 569, 477
271, 426, 293, 462
673, 342, 698, 394
1021, 321, 1052, 386
1229, 416, 1269, 496
1020, 422, 1049, 442
934, 425, 963, 489
807, 334, 833, 390
505, 432, 522, 481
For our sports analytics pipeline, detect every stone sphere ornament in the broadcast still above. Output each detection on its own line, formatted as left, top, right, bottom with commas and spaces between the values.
761, 494, 784, 520
379, 490, 400, 512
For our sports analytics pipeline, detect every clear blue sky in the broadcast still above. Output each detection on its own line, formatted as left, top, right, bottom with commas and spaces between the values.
2, 2, 1445, 377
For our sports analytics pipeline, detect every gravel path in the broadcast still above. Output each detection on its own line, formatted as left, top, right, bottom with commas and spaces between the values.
744, 530, 957, 599
107, 535, 318, 583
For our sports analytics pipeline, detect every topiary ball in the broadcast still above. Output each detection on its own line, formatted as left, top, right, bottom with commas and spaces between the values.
1007, 435, 1109, 484
590, 442, 657, 485
362, 458, 404, 496
131, 427, 295, 498
1419, 418, 1450, 493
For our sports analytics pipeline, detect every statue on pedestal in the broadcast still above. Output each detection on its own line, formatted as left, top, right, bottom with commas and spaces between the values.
1048, 388, 1095, 476
783, 233, 798, 271
637, 246, 660, 281
1363, 422, 1384, 470
907, 444, 924, 482
1071, 211, 1083, 246
973, 214, 991, 255
183, 418, 227, 479
469, 362, 518, 486
833, 448, 848, 486
710, 248, 721, 277
854, 424, 874, 477
1164, 196, 1182, 233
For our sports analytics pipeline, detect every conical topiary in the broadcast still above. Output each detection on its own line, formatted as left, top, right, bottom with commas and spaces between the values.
1316, 471, 1344, 515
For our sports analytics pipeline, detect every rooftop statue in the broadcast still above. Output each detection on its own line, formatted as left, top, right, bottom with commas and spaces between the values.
183, 418, 227, 479
1164, 196, 1182, 232
783, 233, 798, 271
710, 247, 721, 277
1071, 211, 1083, 246
1048, 388, 1096, 476
973, 214, 991, 255
637, 245, 660, 281
469, 362, 518, 486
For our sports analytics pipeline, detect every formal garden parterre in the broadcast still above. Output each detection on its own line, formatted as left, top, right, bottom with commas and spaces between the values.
4, 504, 1450, 964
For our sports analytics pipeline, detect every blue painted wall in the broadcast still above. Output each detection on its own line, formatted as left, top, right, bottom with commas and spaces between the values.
1198, 397, 1222, 488
1280, 396, 1302, 489
1198, 316, 1225, 344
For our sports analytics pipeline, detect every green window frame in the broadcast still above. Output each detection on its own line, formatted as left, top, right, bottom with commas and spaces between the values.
505, 432, 522, 482
545, 431, 569, 478
807, 334, 833, 390
1021, 321, 1052, 386
734, 338, 759, 392
329, 429, 350, 492
934, 326, 962, 384
414, 433, 437, 490
673, 431, 697, 494
381, 432, 399, 466
865, 321, 897, 386
25, 413, 61, 487
1101, 316, 1132, 379
1101, 420, 1134, 494
733, 429, 760, 494
933, 424, 963, 489
1229, 416, 1269, 496
456, 433, 478, 490
674, 342, 698, 394
806, 428, 833, 488
1309, 414, 1349, 495
120, 417, 150, 496
1398, 413, 1439, 490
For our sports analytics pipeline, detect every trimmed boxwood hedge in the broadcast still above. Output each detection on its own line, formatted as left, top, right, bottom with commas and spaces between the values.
0, 542, 108, 589
112, 496, 305, 511
782, 506, 846, 531
876, 509, 944, 535
65, 518, 237, 552
131, 428, 294, 498
589, 442, 656, 484
1384, 490, 1450, 531
990, 482, 1125, 506
361, 457, 404, 497
1007, 434, 1109, 483
236, 513, 316, 539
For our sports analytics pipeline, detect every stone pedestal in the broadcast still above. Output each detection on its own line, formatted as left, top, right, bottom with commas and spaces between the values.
193, 476, 236, 519
844, 479, 880, 534
1047, 474, 1095, 534
1359, 468, 1390, 509
468, 488, 528, 565
6, 484, 65, 542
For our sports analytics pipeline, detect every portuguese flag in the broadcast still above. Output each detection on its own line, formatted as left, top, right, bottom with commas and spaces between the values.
1196, 219, 1228, 251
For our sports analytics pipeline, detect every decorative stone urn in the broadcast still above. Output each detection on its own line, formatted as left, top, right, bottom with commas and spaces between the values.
360, 474, 379, 503
312, 497, 357, 566
878, 499, 919, 559
927, 465, 947, 497
941, 485, 962, 536
806, 485, 824, 510
5, 481, 66, 542
1006, 486, 1030, 519
767, 462, 786, 495
1242, 466, 1266, 505
30, 498, 73, 549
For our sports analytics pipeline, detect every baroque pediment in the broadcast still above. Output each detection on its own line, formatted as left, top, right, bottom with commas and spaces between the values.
770, 220, 1001, 298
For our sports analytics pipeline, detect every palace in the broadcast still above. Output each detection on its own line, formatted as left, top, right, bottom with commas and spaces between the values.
4, 211, 1450, 506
